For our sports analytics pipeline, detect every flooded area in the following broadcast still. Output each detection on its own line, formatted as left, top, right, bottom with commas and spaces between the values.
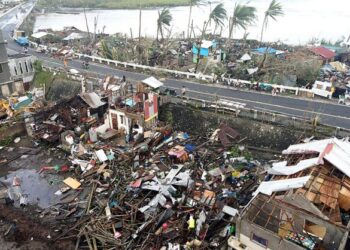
34, 0, 350, 44
0, 139, 68, 209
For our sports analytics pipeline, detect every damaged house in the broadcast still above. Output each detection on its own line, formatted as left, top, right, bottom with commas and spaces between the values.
229, 138, 350, 250
105, 77, 161, 140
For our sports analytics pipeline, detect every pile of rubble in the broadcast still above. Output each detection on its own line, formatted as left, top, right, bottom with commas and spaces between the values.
27, 122, 261, 249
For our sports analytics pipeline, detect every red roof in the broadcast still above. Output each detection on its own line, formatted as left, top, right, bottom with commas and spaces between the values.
309, 46, 336, 60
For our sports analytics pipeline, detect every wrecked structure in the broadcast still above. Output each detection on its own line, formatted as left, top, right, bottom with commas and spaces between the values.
229, 138, 350, 250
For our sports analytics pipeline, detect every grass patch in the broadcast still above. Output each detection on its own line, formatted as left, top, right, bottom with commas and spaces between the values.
33, 70, 55, 88
38, 0, 189, 9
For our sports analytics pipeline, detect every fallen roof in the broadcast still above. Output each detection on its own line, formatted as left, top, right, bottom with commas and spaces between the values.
268, 157, 319, 176
309, 46, 336, 59
141, 76, 163, 89
79, 92, 106, 109
253, 176, 311, 196
282, 138, 350, 178
63, 32, 86, 41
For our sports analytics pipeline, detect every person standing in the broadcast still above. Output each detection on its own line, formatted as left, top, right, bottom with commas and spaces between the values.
181, 86, 187, 97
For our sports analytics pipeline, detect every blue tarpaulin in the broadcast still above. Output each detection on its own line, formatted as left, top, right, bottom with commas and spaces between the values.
254, 47, 277, 55
16, 37, 29, 46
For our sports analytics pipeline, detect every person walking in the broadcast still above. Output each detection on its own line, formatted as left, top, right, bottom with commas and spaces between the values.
181, 86, 187, 97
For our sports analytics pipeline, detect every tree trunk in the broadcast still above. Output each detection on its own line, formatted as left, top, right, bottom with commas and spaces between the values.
83, 8, 90, 41
187, 4, 193, 39
228, 16, 233, 42
138, 0, 142, 63
160, 26, 164, 40
260, 16, 266, 45
194, 21, 207, 73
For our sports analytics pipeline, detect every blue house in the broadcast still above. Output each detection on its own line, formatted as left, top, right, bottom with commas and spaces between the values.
192, 40, 217, 62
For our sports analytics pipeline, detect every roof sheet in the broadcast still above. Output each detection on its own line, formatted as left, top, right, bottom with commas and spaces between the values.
283, 138, 350, 178
253, 176, 311, 196
309, 46, 336, 59
31, 31, 49, 39
142, 77, 163, 89
79, 92, 105, 109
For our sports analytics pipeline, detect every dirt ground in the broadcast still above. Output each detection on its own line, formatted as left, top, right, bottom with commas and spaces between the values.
0, 136, 75, 249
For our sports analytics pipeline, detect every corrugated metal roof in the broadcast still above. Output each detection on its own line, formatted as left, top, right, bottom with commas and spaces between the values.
79, 92, 105, 109
310, 46, 336, 59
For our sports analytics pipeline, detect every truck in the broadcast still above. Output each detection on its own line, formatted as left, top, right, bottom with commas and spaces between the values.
13, 30, 29, 46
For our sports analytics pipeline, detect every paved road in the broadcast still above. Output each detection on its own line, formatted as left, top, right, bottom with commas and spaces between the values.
2, 4, 350, 129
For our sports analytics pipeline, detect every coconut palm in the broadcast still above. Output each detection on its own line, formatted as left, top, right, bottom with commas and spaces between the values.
202, 3, 227, 36
227, 3, 256, 44
157, 8, 173, 41
195, 3, 227, 72
187, 0, 202, 39
260, 0, 284, 44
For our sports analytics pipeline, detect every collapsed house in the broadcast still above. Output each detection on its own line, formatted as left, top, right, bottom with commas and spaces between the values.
229, 138, 350, 250
104, 77, 161, 141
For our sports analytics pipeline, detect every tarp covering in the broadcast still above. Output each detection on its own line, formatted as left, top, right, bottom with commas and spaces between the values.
253, 47, 277, 54
142, 77, 163, 89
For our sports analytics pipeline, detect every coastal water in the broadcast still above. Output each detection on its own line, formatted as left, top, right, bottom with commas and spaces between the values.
33, 0, 350, 45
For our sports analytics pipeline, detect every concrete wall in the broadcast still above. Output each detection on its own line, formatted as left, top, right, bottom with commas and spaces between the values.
159, 101, 350, 150
8, 55, 36, 83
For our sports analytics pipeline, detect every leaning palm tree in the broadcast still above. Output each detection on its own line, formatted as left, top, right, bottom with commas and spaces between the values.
260, 0, 284, 44
157, 8, 173, 41
227, 3, 256, 45
195, 3, 227, 72
203, 3, 227, 36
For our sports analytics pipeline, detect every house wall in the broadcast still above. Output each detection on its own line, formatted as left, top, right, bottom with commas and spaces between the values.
0, 33, 12, 90
8, 55, 36, 83
108, 109, 130, 134
238, 202, 347, 250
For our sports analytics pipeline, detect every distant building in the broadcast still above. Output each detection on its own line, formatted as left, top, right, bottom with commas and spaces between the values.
8, 53, 36, 91
0, 31, 13, 97
309, 46, 336, 64
1, 0, 21, 5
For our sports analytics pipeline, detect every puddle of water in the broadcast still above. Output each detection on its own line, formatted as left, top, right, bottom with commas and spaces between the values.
0, 169, 63, 209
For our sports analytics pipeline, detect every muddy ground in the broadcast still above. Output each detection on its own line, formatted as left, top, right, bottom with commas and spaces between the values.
0, 136, 75, 249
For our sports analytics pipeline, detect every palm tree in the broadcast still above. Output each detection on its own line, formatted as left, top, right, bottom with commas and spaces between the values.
195, 3, 227, 72
227, 3, 256, 45
203, 3, 227, 36
187, 0, 202, 39
260, 0, 284, 44
157, 8, 173, 41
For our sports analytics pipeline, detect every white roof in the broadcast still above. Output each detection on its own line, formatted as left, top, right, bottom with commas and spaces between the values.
240, 53, 251, 61
283, 138, 350, 178
268, 157, 319, 176
201, 40, 213, 49
31, 31, 49, 39
253, 176, 311, 196
63, 32, 86, 41
313, 80, 332, 88
79, 92, 106, 109
142, 76, 163, 89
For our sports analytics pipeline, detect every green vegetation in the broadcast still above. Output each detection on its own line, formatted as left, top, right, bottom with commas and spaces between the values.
38, 0, 189, 9
33, 61, 55, 88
